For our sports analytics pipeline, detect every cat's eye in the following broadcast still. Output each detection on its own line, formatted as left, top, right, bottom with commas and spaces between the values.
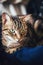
10, 29, 15, 33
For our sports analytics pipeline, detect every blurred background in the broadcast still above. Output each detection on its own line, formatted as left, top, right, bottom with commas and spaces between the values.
0, 0, 43, 17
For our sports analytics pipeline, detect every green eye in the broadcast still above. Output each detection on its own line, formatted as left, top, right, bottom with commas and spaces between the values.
10, 29, 15, 33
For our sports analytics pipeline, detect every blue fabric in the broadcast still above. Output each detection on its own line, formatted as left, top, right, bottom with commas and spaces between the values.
0, 46, 43, 65
15, 46, 43, 64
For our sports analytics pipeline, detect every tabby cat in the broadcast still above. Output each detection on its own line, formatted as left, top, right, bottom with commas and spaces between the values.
2, 12, 27, 53
2, 13, 43, 53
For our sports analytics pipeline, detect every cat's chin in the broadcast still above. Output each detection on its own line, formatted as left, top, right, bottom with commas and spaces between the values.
5, 42, 20, 54
2, 37, 20, 54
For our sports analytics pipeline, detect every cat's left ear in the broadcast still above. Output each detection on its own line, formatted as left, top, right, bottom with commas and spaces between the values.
20, 14, 34, 25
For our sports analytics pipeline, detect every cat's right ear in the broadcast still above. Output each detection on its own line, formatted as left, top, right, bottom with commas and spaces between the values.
2, 12, 11, 24
2, 13, 6, 24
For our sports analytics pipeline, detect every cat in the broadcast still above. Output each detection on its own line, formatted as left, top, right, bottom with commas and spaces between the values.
2, 12, 27, 53
2, 13, 43, 53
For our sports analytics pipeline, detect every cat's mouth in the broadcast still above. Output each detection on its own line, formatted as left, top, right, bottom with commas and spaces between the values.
2, 34, 20, 48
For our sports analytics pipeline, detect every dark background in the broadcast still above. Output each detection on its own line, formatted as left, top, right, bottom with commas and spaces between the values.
0, 0, 43, 65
